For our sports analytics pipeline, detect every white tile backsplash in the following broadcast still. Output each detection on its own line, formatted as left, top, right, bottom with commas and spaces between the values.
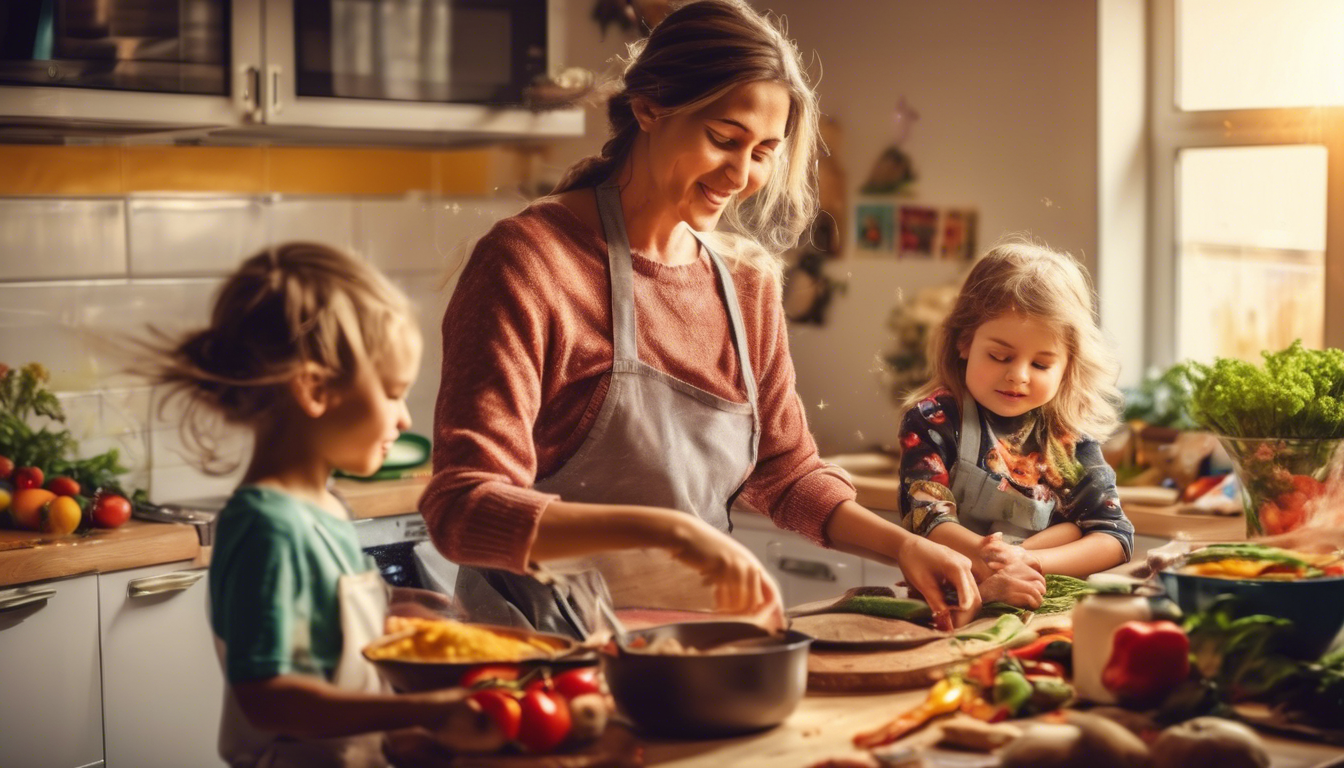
128, 197, 267, 277
1, 192, 513, 501
0, 199, 127, 280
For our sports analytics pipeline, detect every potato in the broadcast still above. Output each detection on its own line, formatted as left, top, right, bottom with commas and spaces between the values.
1150, 717, 1269, 768
1001, 713, 1152, 768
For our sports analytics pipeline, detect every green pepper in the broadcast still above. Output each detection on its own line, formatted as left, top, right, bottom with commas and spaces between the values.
1026, 677, 1074, 713
992, 670, 1033, 716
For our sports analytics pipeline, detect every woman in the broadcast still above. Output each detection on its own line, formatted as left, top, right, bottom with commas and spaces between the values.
420, 0, 979, 638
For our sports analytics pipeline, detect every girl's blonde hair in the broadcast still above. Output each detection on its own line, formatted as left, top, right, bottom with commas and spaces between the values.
903, 237, 1124, 441
148, 242, 417, 470
552, 0, 820, 280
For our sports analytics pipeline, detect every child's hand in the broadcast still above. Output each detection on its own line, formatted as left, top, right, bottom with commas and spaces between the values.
427, 690, 508, 754
978, 567, 1047, 608
979, 532, 1043, 573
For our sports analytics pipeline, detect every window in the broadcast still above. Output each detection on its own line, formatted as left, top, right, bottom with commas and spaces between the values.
1148, 0, 1344, 366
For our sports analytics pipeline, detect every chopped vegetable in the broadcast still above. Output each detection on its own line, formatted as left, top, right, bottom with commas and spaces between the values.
828, 595, 934, 622
955, 614, 1024, 643
853, 677, 969, 749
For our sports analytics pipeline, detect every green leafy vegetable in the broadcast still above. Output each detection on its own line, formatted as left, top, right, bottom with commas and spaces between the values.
1177, 341, 1344, 439
1183, 595, 1299, 700
1123, 364, 1197, 429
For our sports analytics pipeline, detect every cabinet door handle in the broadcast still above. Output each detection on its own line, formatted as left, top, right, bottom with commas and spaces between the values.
267, 64, 284, 115
235, 64, 262, 122
776, 557, 837, 582
128, 569, 207, 598
0, 587, 56, 614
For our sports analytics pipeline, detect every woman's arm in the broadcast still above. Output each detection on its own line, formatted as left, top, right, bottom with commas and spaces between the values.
823, 500, 981, 628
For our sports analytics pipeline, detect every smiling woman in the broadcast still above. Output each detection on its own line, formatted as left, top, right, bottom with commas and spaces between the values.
420, 0, 981, 639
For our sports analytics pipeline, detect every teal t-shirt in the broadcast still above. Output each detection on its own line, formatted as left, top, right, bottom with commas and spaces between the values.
209, 485, 373, 683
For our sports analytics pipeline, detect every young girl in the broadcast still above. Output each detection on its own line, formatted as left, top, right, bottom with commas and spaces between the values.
152, 243, 497, 768
899, 239, 1134, 607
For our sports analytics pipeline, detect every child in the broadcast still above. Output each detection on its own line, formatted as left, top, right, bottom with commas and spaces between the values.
151, 243, 498, 767
898, 238, 1133, 607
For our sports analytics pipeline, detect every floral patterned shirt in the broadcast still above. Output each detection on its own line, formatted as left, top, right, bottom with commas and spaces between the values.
898, 388, 1133, 559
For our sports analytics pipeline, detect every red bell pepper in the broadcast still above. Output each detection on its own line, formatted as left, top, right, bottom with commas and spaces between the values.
1100, 620, 1189, 707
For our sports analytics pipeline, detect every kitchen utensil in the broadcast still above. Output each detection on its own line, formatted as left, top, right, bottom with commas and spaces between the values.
362, 623, 596, 692
596, 597, 631, 649
807, 612, 1071, 693
601, 620, 812, 738
788, 613, 948, 649
1158, 567, 1344, 659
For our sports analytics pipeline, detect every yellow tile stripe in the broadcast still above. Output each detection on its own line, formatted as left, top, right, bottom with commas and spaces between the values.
0, 146, 498, 196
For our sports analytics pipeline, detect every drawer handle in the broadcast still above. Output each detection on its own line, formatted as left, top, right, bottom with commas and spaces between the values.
777, 557, 837, 582
128, 568, 207, 598
0, 587, 57, 613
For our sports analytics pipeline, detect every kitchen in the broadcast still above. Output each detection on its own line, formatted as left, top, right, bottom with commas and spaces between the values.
1, 1, 1342, 767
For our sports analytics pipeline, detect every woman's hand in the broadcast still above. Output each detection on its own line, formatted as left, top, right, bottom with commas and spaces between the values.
665, 517, 785, 629
893, 534, 982, 630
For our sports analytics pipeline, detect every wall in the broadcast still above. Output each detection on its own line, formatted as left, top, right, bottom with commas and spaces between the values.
0, 147, 524, 502
548, 0, 1102, 455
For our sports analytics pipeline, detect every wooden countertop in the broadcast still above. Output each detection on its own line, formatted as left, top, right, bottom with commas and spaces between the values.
0, 519, 201, 588
636, 690, 1343, 767
333, 474, 430, 520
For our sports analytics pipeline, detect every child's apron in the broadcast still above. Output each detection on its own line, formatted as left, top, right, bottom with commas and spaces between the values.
948, 393, 1056, 545
217, 503, 391, 768
454, 178, 761, 639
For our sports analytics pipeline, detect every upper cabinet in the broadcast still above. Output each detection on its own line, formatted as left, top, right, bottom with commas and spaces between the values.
0, 0, 582, 144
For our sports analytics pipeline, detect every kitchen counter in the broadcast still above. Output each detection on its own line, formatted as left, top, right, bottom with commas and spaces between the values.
335, 474, 430, 520
0, 519, 201, 588
634, 690, 1343, 767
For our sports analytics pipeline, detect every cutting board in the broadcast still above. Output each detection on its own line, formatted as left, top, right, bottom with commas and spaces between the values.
789, 613, 947, 649
806, 612, 1072, 693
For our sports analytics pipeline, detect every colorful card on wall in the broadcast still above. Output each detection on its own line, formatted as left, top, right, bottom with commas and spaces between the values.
898, 205, 939, 258
855, 203, 896, 255
939, 208, 978, 261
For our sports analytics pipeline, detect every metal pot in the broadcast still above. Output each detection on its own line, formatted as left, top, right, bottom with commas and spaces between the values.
601, 621, 813, 738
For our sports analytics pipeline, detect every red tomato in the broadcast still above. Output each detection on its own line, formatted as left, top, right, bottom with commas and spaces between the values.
1290, 474, 1326, 498
469, 689, 521, 741
517, 688, 571, 753
460, 664, 521, 689
92, 493, 132, 529
551, 668, 601, 700
12, 466, 43, 491
45, 476, 81, 497
0, 455, 13, 481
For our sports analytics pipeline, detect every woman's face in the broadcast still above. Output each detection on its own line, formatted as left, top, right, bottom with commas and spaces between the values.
635, 80, 791, 231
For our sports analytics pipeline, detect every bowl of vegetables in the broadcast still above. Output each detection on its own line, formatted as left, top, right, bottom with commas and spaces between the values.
1158, 542, 1344, 659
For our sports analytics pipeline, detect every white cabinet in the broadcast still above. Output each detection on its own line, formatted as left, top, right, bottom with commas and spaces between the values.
0, 574, 105, 768
732, 515, 863, 609
98, 562, 224, 768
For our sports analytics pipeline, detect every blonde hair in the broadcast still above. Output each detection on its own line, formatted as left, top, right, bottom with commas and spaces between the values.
553, 0, 820, 279
147, 242, 417, 470
903, 237, 1124, 441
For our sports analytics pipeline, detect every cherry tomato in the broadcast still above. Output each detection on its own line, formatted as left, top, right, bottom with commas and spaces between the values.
92, 493, 132, 529
517, 688, 571, 753
46, 476, 81, 497
469, 689, 521, 741
550, 668, 602, 700
0, 455, 13, 481
13, 466, 43, 491
460, 664, 521, 689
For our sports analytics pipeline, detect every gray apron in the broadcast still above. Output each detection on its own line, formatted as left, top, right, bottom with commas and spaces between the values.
455, 179, 761, 639
948, 393, 1056, 544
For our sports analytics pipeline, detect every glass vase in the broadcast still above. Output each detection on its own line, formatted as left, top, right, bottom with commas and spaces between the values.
1216, 436, 1344, 538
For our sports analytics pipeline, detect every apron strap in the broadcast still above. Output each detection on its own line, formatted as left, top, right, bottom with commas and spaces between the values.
958, 391, 983, 465
595, 180, 638, 363
692, 231, 759, 411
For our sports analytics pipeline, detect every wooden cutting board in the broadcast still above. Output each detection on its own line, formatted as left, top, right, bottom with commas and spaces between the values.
789, 613, 947, 649
806, 612, 1072, 693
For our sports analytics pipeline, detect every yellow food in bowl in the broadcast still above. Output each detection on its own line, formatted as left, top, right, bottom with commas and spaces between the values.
366, 617, 558, 663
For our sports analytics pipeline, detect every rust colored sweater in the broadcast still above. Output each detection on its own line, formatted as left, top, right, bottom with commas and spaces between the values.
419, 200, 855, 574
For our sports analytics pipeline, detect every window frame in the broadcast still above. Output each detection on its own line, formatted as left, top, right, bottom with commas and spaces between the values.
1147, 0, 1344, 367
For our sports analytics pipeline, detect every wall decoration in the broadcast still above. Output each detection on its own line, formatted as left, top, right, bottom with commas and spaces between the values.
855, 202, 896, 255
591, 0, 671, 37
939, 208, 978, 261
861, 96, 919, 195
884, 282, 961, 402
898, 205, 938, 258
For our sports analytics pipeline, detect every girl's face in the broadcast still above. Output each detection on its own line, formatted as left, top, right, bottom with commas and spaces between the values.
318, 328, 422, 477
636, 80, 791, 231
961, 312, 1068, 418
